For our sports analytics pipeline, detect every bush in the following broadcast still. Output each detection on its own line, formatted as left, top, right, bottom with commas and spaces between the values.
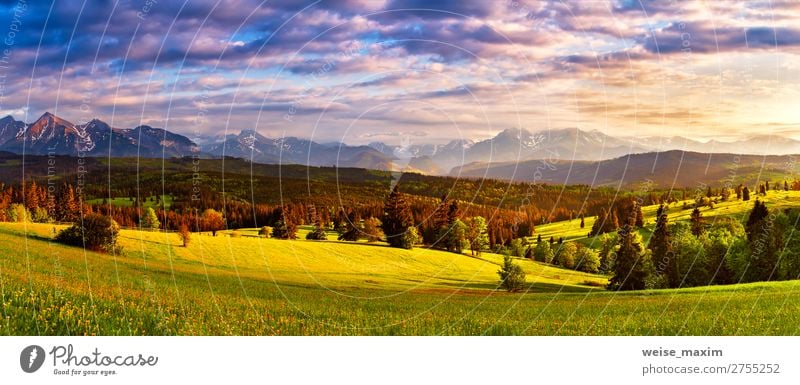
398, 226, 419, 249
32, 207, 51, 223
7, 203, 30, 222
575, 246, 600, 273
55, 214, 121, 253
230, 230, 241, 238
509, 238, 527, 258
258, 226, 271, 238
272, 219, 297, 239
362, 217, 384, 242
554, 242, 577, 269
498, 255, 526, 292
306, 227, 327, 240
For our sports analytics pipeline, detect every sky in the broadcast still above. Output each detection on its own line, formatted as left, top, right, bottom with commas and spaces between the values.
0, 0, 799, 145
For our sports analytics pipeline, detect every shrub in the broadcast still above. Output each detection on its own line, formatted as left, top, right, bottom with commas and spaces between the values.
554, 242, 577, 269
258, 226, 271, 238
306, 227, 328, 240
230, 230, 242, 238
498, 255, 526, 292
55, 213, 121, 253
362, 217, 384, 242
7, 203, 30, 222
509, 238, 527, 258
272, 219, 297, 239
575, 246, 600, 273
32, 207, 51, 223
398, 226, 420, 250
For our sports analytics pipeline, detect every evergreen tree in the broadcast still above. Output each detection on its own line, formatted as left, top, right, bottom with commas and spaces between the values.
742, 199, 780, 282
785, 181, 789, 191
381, 186, 415, 249
497, 255, 526, 292
306, 204, 328, 240
742, 186, 750, 201
141, 207, 160, 231
57, 182, 79, 222
579, 214, 585, 229
745, 199, 769, 242
25, 180, 40, 211
706, 186, 713, 198
634, 201, 644, 227
271, 206, 297, 240
608, 215, 651, 291
338, 210, 361, 241
690, 207, 704, 237
649, 204, 676, 287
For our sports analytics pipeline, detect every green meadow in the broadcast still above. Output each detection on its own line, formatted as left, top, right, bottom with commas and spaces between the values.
1, 210, 799, 335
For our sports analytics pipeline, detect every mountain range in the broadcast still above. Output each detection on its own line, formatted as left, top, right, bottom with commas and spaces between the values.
451, 150, 796, 187
3, 113, 800, 180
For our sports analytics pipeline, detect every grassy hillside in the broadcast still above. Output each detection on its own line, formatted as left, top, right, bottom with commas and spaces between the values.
534, 189, 800, 245
1, 221, 799, 335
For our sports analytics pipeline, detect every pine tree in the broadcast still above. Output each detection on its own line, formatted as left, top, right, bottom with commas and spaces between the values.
141, 207, 160, 230
742, 186, 750, 201
745, 199, 769, 242
57, 182, 79, 222
381, 186, 415, 249
306, 204, 328, 240
338, 210, 361, 241
785, 181, 789, 191
634, 201, 644, 227
706, 186, 713, 198
579, 214, 585, 229
690, 207, 703, 237
649, 204, 676, 287
25, 180, 40, 211
609, 215, 650, 291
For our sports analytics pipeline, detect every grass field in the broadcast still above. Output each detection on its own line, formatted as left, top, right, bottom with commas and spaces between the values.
85, 195, 174, 209
534, 189, 800, 246
1, 219, 799, 335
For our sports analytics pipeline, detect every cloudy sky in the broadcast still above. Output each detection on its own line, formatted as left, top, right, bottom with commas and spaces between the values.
1, 0, 799, 145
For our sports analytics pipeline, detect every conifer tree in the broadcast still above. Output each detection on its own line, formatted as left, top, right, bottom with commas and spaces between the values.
381, 186, 415, 249
649, 204, 676, 287
745, 199, 769, 242
609, 215, 650, 291
690, 207, 704, 237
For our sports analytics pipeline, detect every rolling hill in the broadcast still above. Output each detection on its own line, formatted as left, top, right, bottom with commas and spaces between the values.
1, 221, 799, 335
